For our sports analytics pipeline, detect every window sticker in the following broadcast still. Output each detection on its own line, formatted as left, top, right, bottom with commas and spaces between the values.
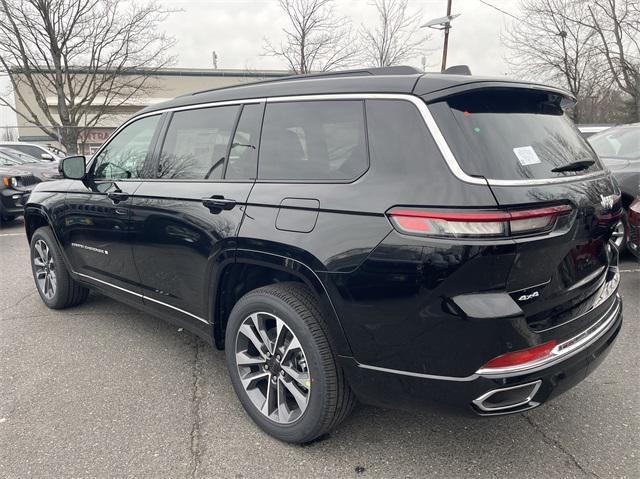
513, 146, 541, 166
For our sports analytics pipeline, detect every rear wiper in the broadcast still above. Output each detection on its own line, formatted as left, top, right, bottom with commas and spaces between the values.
551, 160, 595, 173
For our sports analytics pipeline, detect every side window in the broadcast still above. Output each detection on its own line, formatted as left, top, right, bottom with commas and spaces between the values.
225, 103, 263, 180
157, 105, 239, 180
11, 145, 43, 158
365, 99, 442, 178
92, 115, 160, 180
259, 100, 367, 181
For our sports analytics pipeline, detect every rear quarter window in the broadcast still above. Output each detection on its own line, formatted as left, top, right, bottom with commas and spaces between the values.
429, 89, 603, 181
258, 100, 368, 181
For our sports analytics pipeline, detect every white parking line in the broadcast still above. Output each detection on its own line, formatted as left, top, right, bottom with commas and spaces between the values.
620, 268, 640, 273
0, 233, 24, 237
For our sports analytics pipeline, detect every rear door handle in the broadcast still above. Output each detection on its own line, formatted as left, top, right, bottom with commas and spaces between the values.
202, 196, 236, 212
107, 192, 130, 203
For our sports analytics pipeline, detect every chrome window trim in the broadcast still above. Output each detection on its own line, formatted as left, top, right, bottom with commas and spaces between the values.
76, 272, 209, 324
95, 92, 607, 187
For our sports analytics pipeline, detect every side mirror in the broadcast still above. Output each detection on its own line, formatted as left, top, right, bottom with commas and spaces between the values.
60, 155, 86, 180
40, 153, 54, 161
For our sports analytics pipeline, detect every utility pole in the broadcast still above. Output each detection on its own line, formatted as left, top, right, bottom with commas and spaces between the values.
441, 0, 452, 72
420, 2, 460, 73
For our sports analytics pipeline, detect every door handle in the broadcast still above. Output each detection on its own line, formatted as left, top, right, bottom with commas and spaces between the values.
202, 196, 236, 212
107, 192, 130, 203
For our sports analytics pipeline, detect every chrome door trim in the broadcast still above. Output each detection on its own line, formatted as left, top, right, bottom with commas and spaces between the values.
76, 272, 209, 324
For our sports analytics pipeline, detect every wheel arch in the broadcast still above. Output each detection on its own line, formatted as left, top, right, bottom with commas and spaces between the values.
209, 249, 352, 356
24, 206, 50, 243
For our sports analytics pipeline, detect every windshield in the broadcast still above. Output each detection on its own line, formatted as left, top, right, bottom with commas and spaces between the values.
429, 89, 603, 180
0, 148, 38, 163
0, 152, 20, 166
588, 126, 640, 160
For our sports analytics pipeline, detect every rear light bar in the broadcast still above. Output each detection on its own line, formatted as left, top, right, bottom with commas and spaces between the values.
479, 340, 557, 371
387, 205, 572, 238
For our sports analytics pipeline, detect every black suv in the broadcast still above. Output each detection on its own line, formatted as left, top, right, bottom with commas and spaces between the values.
25, 67, 623, 443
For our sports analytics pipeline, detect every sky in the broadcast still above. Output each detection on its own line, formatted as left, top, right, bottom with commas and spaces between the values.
0, 0, 520, 127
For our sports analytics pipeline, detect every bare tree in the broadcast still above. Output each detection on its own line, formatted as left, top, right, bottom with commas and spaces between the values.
0, 126, 17, 141
360, 0, 427, 68
0, 0, 175, 153
504, 0, 609, 122
264, 0, 357, 73
584, 0, 640, 120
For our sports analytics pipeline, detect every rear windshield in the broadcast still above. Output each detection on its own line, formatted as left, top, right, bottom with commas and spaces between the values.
430, 89, 603, 180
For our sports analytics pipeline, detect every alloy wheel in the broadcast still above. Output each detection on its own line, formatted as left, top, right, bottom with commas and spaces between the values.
235, 312, 311, 424
611, 220, 626, 249
33, 239, 56, 300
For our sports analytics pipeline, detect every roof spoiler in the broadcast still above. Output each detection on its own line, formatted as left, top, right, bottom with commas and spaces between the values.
443, 65, 472, 75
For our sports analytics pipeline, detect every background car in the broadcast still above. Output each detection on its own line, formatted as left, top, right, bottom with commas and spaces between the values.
577, 124, 612, 138
0, 148, 61, 182
627, 196, 640, 259
0, 142, 63, 163
589, 123, 640, 251
0, 165, 38, 224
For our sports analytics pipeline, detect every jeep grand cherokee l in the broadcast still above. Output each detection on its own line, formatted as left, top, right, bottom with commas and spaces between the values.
24, 67, 623, 443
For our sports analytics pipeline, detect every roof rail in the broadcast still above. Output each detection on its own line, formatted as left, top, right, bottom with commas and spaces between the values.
189, 65, 422, 97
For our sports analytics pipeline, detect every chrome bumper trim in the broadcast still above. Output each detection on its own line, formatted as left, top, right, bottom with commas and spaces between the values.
477, 294, 621, 377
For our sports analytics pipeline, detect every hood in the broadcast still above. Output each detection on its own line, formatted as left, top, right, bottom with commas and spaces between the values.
601, 158, 631, 171
0, 166, 32, 176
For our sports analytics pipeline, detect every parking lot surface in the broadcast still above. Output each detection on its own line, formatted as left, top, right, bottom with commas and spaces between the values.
1, 218, 638, 478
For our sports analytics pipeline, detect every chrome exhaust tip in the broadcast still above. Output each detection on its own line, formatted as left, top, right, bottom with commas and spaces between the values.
472, 380, 542, 413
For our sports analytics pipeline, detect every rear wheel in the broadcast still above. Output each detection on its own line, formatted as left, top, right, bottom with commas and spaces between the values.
611, 212, 628, 252
30, 227, 89, 309
225, 282, 355, 443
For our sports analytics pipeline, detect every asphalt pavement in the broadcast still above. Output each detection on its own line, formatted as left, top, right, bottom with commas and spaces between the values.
1, 218, 638, 478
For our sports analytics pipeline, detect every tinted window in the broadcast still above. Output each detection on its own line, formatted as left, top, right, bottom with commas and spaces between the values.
226, 103, 263, 180
430, 89, 602, 180
259, 101, 367, 180
158, 105, 239, 180
8, 145, 43, 158
366, 99, 442, 179
92, 115, 160, 180
589, 126, 640, 160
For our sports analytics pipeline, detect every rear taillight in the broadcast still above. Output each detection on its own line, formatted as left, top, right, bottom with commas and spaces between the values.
629, 198, 640, 226
479, 340, 557, 372
387, 205, 572, 238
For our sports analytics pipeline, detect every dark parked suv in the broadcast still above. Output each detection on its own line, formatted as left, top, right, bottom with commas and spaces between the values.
24, 67, 623, 443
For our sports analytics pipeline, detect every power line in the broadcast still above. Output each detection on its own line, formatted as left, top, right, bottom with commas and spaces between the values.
477, 0, 521, 21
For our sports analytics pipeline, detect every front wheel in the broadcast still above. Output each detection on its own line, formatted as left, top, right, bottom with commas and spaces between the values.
225, 283, 355, 443
30, 227, 89, 309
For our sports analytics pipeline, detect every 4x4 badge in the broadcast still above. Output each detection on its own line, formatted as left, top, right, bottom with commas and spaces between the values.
518, 291, 539, 302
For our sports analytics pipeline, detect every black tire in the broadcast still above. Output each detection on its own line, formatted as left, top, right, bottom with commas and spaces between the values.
30, 226, 89, 309
225, 282, 355, 443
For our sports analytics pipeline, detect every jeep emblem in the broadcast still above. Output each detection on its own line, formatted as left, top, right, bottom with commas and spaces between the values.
600, 194, 615, 210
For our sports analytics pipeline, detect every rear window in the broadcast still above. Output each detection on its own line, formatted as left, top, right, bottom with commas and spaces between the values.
258, 100, 367, 181
430, 89, 603, 180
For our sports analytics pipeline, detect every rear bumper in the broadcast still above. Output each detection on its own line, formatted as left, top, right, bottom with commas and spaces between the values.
340, 293, 622, 416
